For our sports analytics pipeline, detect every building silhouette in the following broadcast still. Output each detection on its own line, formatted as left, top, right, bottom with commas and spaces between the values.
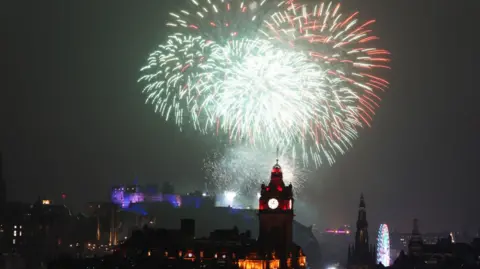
408, 219, 423, 257
257, 160, 303, 269
347, 193, 377, 269
110, 160, 307, 269
392, 218, 480, 268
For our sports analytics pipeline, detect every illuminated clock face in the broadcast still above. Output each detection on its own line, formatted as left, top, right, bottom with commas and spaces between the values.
268, 198, 279, 209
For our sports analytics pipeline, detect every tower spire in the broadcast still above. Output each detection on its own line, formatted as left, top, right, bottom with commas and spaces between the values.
359, 193, 366, 208
276, 146, 279, 165
348, 193, 376, 269
355, 193, 369, 245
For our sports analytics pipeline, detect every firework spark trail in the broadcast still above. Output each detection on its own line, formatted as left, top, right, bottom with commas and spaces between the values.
253, 0, 391, 165
205, 39, 330, 145
140, 0, 283, 132
139, 34, 216, 130
166, 0, 278, 41
203, 144, 308, 196
139, 0, 390, 168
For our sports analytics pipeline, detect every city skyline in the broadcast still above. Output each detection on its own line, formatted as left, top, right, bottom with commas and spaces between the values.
2, 0, 479, 233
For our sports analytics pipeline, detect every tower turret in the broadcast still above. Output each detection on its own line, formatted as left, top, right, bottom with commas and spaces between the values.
259, 160, 293, 211
270, 159, 285, 185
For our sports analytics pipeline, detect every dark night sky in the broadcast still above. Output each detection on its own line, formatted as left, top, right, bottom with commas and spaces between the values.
2, 0, 479, 233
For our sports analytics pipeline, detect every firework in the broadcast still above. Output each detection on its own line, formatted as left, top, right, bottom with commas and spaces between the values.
255, 1, 390, 165
139, 0, 282, 131
206, 38, 331, 148
139, 34, 220, 130
202, 0, 392, 166
203, 144, 308, 196
140, 0, 390, 167
376, 224, 391, 266
166, 0, 278, 41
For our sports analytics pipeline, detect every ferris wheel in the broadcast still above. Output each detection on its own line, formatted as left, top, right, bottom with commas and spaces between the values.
376, 223, 391, 266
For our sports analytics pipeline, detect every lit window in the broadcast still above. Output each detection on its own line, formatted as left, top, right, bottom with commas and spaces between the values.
13, 231, 16, 237
19, 225, 22, 229
12, 239, 15, 245
13, 225, 17, 229
19, 231, 22, 237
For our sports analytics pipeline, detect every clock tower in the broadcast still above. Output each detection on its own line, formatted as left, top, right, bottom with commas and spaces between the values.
258, 160, 294, 249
